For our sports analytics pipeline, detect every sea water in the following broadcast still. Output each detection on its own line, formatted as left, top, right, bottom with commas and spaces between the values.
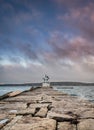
54, 86, 94, 102
0, 86, 31, 96
0, 85, 94, 102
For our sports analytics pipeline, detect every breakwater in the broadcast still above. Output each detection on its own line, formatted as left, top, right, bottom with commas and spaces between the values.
0, 86, 94, 130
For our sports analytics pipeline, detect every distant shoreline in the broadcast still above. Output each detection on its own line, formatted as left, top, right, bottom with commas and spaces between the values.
0, 81, 94, 86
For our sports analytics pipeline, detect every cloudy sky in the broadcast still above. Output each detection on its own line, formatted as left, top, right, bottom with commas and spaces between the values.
0, 0, 94, 83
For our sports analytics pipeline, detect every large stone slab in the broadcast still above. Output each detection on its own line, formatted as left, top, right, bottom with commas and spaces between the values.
76, 108, 94, 119
0, 92, 12, 100
39, 94, 53, 102
2, 116, 22, 130
49, 97, 94, 118
47, 111, 75, 122
1, 87, 94, 130
8, 91, 21, 97
0, 114, 8, 120
3, 116, 56, 130
0, 119, 10, 129
16, 108, 35, 116
78, 119, 94, 130
7, 95, 42, 102
0, 102, 26, 110
29, 103, 49, 109
57, 122, 76, 130
35, 107, 48, 117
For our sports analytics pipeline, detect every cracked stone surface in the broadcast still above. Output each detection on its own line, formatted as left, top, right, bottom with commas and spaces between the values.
0, 114, 8, 120
2, 116, 56, 130
35, 107, 48, 118
0, 87, 94, 130
29, 103, 49, 109
58, 122, 76, 130
0, 102, 27, 110
8, 91, 21, 97
77, 119, 94, 130
16, 108, 35, 116
47, 111, 75, 122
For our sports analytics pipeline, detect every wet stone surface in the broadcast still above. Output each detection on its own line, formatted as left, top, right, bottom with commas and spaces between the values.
0, 87, 94, 130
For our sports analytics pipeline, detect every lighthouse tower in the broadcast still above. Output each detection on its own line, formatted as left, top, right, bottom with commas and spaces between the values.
42, 75, 50, 87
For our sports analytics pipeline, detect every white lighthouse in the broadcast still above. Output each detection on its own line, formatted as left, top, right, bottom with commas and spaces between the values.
42, 75, 50, 87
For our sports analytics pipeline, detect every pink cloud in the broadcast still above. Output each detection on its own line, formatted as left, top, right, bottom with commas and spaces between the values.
48, 32, 94, 62
57, 2, 94, 41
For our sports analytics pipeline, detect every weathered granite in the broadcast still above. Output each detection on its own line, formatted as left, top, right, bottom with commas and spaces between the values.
2, 116, 56, 130
2, 116, 22, 130
48, 97, 94, 120
57, 122, 76, 130
16, 108, 35, 116
0, 114, 8, 120
3, 95, 42, 102
35, 107, 48, 117
78, 119, 94, 130
8, 91, 21, 97
76, 108, 94, 119
0, 119, 10, 129
0, 86, 94, 130
47, 111, 76, 122
29, 103, 49, 109
0, 102, 27, 110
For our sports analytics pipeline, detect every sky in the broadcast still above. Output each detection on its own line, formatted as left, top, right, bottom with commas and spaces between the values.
0, 0, 94, 83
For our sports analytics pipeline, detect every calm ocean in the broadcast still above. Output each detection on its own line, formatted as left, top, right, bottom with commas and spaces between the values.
0, 86, 94, 102
54, 86, 94, 102
0, 86, 31, 96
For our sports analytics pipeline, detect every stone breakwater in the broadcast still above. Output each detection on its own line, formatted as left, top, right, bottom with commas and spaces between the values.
0, 86, 94, 130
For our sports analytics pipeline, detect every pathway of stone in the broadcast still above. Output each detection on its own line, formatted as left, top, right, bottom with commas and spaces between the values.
0, 87, 94, 130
